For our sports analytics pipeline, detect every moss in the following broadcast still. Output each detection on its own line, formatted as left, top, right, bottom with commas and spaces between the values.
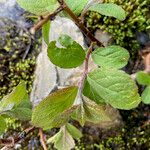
86, 0, 150, 56
0, 17, 41, 99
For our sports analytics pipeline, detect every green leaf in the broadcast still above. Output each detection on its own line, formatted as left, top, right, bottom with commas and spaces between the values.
47, 126, 75, 150
66, 123, 82, 139
17, 0, 59, 16
42, 21, 50, 45
136, 71, 150, 86
0, 116, 6, 135
89, 3, 126, 21
32, 86, 78, 130
92, 46, 129, 69
83, 79, 105, 104
141, 86, 150, 104
0, 82, 29, 112
83, 96, 112, 124
48, 105, 78, 129
17, 0, 88, 16
0, 82, 32, 121
87, 68, 141, 110
47, 35, 86, 68
7, 108, 32, 121
65, 0, 88, 16
72, 104, 85, 126
72, 96, 112, 126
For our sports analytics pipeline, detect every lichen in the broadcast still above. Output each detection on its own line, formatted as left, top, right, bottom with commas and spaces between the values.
86, 0, 150, 56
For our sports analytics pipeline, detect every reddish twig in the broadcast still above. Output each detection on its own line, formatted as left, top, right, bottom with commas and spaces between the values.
30, 0, 103, 47
144, 53, 150, 74
131, 46, 150, 80
141, 120, 150, 128
39, 128, 48, 150
77, 42, 95, 99
30, 5, 64, 34
0, 127, 35, 149
59, 1, 103, 47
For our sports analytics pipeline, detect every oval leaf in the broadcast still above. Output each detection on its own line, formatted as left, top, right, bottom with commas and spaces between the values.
92, 46, 129, 69
32, 86, 78, 130
87, 68, 141, 110
17, 0, 59, 16
89, 3, 126, 21
141, 86, 150, 104
47, 35, 86, 68
136, 71, 150, 86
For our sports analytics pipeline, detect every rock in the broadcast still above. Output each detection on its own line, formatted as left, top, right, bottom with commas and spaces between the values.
0, 0, 32, 27
30, 16, 85, 105
95, 29, 113, 46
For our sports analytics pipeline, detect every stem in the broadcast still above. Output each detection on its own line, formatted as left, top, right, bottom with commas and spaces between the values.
131, 50, 150, 80
39, 128, 48, 150
59, 1, 103, 47
0, 127, 35, 149
78, 42, 95, 99
31, 0, 103, 47
30, 6, 64, 34
144, 53, 150, 74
